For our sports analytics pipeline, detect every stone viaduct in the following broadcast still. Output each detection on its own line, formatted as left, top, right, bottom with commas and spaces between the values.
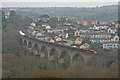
21, 36, 118, 69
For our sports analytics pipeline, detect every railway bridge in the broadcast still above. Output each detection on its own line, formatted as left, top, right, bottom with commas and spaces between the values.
21, 36, 118, 69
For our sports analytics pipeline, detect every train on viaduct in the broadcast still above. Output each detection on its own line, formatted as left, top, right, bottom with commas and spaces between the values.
20, 35, 118, 69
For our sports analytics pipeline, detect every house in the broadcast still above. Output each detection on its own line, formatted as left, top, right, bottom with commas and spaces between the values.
42, 24, 47, 27
90, 38, 111, 43
55, 27, 64, 33
75, 38, 82, 44
36, 33, 43, 39
58, 33, 69, 39
64, 23, 72, 26
115, 23, 120, 28
49, 38, 55, 43
38, 17, 49, 22
111, 35, 119, 42
27, 26, 34, 33
110, 21, 115, 25
46, 25, 51, 32
103, 42, 120, 49
65, 33, 69, 39
75, 30, 80, 36
99, 21, 107, 25
32, 31, 37, 36
48, 27, 64, 34
90, 33, 119, 43
107, 27, 117, 34
83, 21, 87, 26
80, 43, 89, 49
75, 29, 92, 38
79, 29, 90, 33
93, 24, 109, 30
91, 32, 111, 38
55, 36, 62, 42
89, 27, 93, 30
92, 21, 96, 25
92, 25, 100, 30
31, 22, 36, 27
77, 21, 81, 24
46, 25, 51, 30
5, 12, 10, 19
36, 35, 51, 41
79, 32, 91, 38
77, 27, 90, 32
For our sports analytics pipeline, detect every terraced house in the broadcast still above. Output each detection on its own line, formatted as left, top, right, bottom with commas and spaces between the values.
103, 42, 120, 49
92, 24, 109, 30
90, 32, 111, 43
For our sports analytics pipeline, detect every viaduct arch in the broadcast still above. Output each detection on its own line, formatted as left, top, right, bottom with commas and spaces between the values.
21, 36, 118, 69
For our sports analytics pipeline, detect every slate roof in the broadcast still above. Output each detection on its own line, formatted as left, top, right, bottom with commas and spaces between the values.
103, 41, 119, 44
90, 38, 111, 40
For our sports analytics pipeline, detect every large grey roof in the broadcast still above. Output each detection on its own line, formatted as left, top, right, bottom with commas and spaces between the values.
90, 38, 111, 40
103, 41, 119, 44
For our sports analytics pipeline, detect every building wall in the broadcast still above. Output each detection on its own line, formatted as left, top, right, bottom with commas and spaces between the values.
103, 43, 119, 49
75, 38, 82, 44
75, 30, 80, 36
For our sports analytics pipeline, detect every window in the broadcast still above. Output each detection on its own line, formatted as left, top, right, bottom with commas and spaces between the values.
76, 33, 78, 35
110, 45, 113, 46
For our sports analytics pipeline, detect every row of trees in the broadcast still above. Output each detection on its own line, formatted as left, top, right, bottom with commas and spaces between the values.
2, 10, 16, 29
2, 10, 33, 54
35, 14, 73, 28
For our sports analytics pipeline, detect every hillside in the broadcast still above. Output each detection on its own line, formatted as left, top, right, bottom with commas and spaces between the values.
3, 5, 118, 21
2, 5, 119, 78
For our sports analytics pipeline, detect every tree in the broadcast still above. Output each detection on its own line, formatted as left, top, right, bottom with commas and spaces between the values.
50, 17, 58, 22
2, 11, 5, 22
60, 17, 67, 22
82, 37, 90, 43
9, 10, 16, 17
40, 14, 49, 18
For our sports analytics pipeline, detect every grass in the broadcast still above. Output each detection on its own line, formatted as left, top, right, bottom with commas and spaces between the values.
67, 37, 75, 41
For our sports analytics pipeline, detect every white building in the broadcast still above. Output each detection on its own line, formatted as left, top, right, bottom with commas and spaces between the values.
58, 33, 69, 39
36, 33, 42, 39
108, 27, 117, 34
5, 12, 10, 19
93, 25, 109, 30
103, 42, 120, 49
30, 22, 36, 27
46, 25, 51, 30
27, 26, 34, 34
111, 35, 119, 42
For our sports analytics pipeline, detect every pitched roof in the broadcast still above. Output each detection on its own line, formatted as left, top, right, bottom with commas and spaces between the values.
103, 41, 119, 44
90, 38, 111, 40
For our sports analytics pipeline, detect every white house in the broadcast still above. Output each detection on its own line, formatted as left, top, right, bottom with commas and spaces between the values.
46, 25, 51, 32
48, 28, 64, 33
93, 25, 100, 30
30, 22, 36, 27
46, 25, 51, 30
36, 33, 42, 39
5, 12, 10, 19
93, 25, 109, 30
111, 35, 119, 42
58, 33, 69, 39
32, 31, 37, 36
103, 42, 120, 49
27, 26, 34, 34
107, 27, 117, 34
